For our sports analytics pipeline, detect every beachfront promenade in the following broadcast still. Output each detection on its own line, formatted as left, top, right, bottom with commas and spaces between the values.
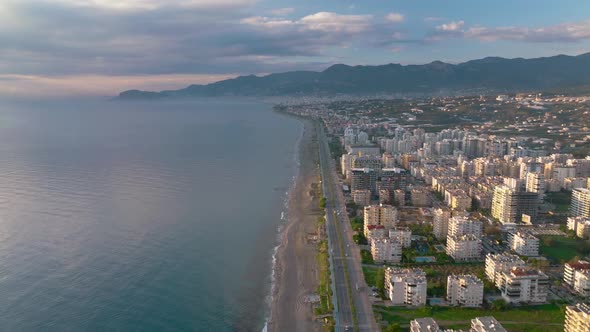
316, 122, 378, 332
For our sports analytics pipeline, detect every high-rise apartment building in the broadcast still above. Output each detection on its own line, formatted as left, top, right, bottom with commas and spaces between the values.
370, 238, 402, 263
565, 303, 590, 332
448, 216, 482, 237
433, 208, 451, 240
500, 267, 548, 304
351, 168, 377, 194
491, 185, 539, 224
571, 188, 590, 218
508, 231, 539, 256
485, 253, 527, 287
447, 274, 484, 307
363, 204, 397, 236
446, 234, 482, 261
385, 267, 427, 306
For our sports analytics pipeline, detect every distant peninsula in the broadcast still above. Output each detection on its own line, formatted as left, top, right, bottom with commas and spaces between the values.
118, 52, 590, 99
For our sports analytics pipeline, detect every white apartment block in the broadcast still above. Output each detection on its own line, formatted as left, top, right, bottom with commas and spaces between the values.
446, 234, 482, 262
388, 227, 412, 248
491, 185, 539, 224
567, 216, 590, 239
564, 261, 590, 297
572, 270, 590, 297
500, 267, 549, 304
363, 204, 397, 236
385, 267, 427, 306
365, 225, 386, 244
433, 207, 451, 240
485, 253, 527, 287
565, 303, 590, 332
525, 172, 546, 201
471, 316, 507, 332
410, 318, 441, 332
508, 231, 539, 256
447, 274, 484, 307
571, 188, 590, 218
370, 238, 402, 263
448, 216, 482, 237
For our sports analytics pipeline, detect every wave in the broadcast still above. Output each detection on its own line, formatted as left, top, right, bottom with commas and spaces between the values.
262, 120, 304, 331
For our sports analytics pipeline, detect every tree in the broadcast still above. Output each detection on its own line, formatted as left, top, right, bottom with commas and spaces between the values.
375, 268, 386, 298
384, 323, 402, 332
491, 298, 507, 311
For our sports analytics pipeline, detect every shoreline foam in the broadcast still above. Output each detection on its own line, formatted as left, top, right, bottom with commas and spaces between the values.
266, 116, 321, 332
263, 119, 304, 331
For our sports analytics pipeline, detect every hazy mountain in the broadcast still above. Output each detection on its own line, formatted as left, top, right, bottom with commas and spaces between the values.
118, 53, 590, 99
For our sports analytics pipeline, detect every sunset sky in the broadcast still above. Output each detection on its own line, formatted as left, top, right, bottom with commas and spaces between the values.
2, 0, 590, 97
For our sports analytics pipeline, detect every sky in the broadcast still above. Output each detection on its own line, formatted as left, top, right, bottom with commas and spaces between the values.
2, 0, 590, 97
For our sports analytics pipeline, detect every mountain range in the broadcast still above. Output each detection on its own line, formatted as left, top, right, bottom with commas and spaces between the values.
118, 53, 590, 99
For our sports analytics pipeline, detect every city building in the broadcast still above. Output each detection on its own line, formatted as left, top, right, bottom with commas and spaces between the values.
571, 188, 590, 218
565, 303, 590, 332
567, 216, 590, 238
508, 231, 539, 256
471, 316, 507, 332
371, 238, 402, 263
448, 190, 472, 211
446, 234, 482, 261
433, 207, 451, 240
525, 172, 546, 201
491, 185, 539, 224
410, 317, 441, 332
411, 188, 430, 207
448, 216, 482, 237
394, 189, 406, 206
564, 261, 590, 297
499, 267, 549, 304
485, 253, 527, 287
365, 225, 386, 243
446, 274, 484, 307
353, 155, 381, 170
388, 227, 412, 248
385, 267, 427, 306
351, 189, 371, 207
351, 168, 377, 194
363, 204, 397, 236
380, 168, 409, 192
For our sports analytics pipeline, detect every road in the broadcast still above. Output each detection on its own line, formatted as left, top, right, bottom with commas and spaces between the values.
316, 121, 378, 332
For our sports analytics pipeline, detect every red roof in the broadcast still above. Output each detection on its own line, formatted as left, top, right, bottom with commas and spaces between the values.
367, 225, 385, 230
567, 262, 590, 270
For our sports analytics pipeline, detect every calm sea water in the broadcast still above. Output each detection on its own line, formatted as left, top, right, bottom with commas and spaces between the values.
0, 99, 301, 331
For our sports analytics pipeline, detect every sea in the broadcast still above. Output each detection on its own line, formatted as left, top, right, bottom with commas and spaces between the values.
0, 98, 302, 331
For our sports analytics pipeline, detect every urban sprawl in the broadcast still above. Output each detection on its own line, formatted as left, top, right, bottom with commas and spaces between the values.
277, 93, 590, 332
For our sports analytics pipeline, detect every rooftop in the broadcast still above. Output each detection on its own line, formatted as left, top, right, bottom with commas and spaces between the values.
471, 316, 507, 332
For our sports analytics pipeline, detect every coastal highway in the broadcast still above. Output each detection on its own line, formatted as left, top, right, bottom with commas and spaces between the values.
316, 121, 378, 332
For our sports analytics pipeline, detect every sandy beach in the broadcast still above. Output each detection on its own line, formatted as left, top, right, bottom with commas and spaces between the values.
268, 118, 322, 332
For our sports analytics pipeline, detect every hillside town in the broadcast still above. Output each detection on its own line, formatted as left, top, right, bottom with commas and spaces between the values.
277, 93, 590, 331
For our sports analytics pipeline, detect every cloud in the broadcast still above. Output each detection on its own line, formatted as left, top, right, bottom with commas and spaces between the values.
465, 20, 590, 43
431, 19, 590, 43
0, 73, 237, 97
436, 20, 465, 32
0, 1, 408, 95
385, 12, 404, 23
269, 7, 294, 16
52, 0, 257, 10
299, 12, 373, 33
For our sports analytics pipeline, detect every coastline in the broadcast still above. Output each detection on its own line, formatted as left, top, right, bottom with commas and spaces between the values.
267, 116, 322, 332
